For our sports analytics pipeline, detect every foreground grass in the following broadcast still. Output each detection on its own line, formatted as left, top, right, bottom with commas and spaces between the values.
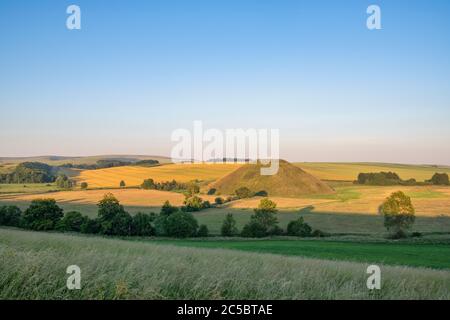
154, 239, 450, 269
1, 228, 449, 299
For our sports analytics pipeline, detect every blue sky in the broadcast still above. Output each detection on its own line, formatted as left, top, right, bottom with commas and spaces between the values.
1, 0, 450, 164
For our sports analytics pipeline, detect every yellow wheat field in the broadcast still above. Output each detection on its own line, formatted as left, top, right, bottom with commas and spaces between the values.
1, 189, 219, 207
75, 163, 242, 188
230, 185, 450, 216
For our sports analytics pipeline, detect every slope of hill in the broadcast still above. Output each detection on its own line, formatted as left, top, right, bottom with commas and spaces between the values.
211, 160, 334, 197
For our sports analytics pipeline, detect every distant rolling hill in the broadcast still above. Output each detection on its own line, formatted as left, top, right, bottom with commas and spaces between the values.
211, 160, 334, 197
0, 155, 173, 166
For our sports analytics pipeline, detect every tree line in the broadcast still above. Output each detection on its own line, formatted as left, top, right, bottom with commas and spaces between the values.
355, 171, 449, 186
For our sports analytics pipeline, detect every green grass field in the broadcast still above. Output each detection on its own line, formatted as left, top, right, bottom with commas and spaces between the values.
1, 228, 449, 299
153, 239, 450, 269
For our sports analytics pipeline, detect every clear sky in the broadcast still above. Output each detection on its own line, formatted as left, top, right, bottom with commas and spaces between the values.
1, 0, 449, 164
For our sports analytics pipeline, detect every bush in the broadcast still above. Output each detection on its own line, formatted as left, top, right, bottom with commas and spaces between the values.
207, 188, 216, 195
141, 178, 156, 190
215, 197, 224, 205
311, 229, 326, 237
0, 205, 22, 227
411, 232, 422, 238
221, 213, 238, 236
287, 217, 312, 237
202, 200, 211, 209
183, 195, 204, 212
22, 199, 63, 231
131, 212, 155, 236
56, 174, 74, 189
57, 211, 87, 232
160, 200, 178, 216
428, 173, 449, 185
164, 212, 198, 238
197, 224, 209, 237
120, 180, 126, 188
80, 218, 101, 234
235, 187, 253, 199
80, 182, 88, 189
380, 191, 415, 238
254, 190, 268, 197
241, 220, 267, 238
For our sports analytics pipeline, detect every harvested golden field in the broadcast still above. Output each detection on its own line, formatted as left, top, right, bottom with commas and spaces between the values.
296, 162, 450, 182
229, 185, 450, 216
75, 163, 242, 188
0, 189, 218, 207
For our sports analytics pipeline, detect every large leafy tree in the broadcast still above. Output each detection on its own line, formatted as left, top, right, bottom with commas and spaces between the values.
380, 191, 415, 238
23, 199, 63, 230
97, 193, 132, 235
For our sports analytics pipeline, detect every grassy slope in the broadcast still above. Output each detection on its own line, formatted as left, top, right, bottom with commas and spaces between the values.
154, 239, 450, 269
1, 228, 449, 299
211, 160, 333, 197
297, 162, 450, 182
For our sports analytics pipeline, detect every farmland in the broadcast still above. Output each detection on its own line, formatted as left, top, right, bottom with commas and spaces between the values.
75, 163, 242, 188
1, 228, 449, 299
297, 162, 450, 182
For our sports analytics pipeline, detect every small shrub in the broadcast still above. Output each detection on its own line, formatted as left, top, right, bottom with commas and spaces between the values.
120, 180, 126, 188
207, 188, 216, 195
235, 187, 253, 199
164, 212, 198, 238
221, 213, 238, 236
0, 205, 22, 227
80, 182, 88, 190
57, 211, 87, 232
197, 224, 209, 237
311, 229, 326, 237
215, 197, 224, 205
287, 217, 312, 237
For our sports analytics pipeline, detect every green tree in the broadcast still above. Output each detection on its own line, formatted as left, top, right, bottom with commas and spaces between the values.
241, 198, 279, 237
56, 174, 74, 189
183, 195, 204, 212
97, 193, 132, 235
429, 173, 449, 185
80, 182, 88, 190
380, 191, 415, 238
164, 212, 198, 238
235, 187, 253, 199
141, 178, 156, 190
120, 180, 126, 188
215, 197, 224, 205
22, 199, 63, 230
80, 218, 101, 234
57, 211, 87, 232
0, 205, 22, 227
197, 224, 209, 237
160, 200, 178, 216
287, 217, 312, 237
131, 212, 155, 236
221, 213, 238, 236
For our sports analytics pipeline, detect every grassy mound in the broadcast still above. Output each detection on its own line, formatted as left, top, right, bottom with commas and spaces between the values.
211, 160, 334, 197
